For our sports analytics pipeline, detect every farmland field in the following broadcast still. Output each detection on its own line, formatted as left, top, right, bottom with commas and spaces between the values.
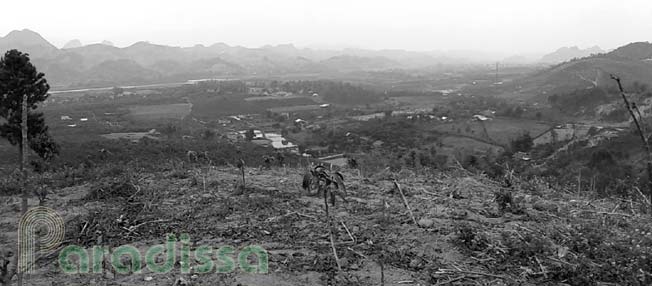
432, 117, 550, 145
440, 136, 504, 154
128, 103, 192, 120
100, 132, 160, 142
388, 95, 450, 108
244, 95, 311, 101
191, 95, 316, 118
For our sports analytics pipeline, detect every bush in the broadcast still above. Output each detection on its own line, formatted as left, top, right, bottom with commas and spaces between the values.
454, 223, 489, 252
510, 132, 533, 153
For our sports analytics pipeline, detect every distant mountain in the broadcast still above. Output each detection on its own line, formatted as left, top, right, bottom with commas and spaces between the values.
5, 28, 620, 89
64, 44, 126, 68
540, 46, 604, 64
62, 39, 82, 49
86, 59, 160, 85
0, 29, 58, 58
101, 40, 114, 46
320, 55, 401, 71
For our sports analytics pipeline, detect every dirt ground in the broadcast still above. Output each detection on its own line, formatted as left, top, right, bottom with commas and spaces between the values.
0, 165, 649, 285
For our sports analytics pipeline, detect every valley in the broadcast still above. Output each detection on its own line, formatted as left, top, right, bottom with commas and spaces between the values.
1, 27, 652, 286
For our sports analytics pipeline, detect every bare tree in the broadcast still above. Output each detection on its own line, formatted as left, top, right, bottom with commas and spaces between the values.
611, 74, 652, 212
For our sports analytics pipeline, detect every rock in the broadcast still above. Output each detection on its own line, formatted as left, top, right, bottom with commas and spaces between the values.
417, 218, 434, 228
144, 276, 153, 281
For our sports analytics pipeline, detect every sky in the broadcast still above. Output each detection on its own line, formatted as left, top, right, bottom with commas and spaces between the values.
1, 0, 651, 55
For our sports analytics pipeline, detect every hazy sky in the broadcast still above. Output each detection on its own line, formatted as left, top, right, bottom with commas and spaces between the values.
1, 0, 651, 54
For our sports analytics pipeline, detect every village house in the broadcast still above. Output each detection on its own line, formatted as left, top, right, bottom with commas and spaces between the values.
248, 87, 266, 95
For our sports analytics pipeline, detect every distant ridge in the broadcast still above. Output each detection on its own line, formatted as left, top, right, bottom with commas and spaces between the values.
540, 46, 604, 64
62, 39, 82, 49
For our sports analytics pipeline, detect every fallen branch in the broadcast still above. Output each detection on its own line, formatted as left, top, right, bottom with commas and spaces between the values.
328, 223, 341, 271
346, 247, 367, 259
340, 221, 355, 243
434, 275, 467, 285
393, 180, 418, 225
570, 210, 633, 217
437, 268, 511, 281
290, 211, 318, 220
127, 219, 171, 234
419, 187, 438, 196
634, 187, 652, 206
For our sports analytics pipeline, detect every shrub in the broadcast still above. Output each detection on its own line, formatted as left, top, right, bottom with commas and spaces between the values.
510, 132, 533, 153
454, 223, 489, 252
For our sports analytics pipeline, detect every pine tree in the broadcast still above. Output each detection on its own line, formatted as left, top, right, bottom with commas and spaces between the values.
0, 49, 58, 161
0, 49, 58, 285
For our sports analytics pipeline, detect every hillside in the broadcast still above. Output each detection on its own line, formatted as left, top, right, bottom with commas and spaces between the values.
1, 162, 650, 285
609, 42, 652, 60
522, 57, 652, 94
507, 42, 652, 119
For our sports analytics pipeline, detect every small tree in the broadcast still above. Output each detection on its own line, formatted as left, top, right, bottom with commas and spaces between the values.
111, 86, 124, 95
510, 132, 533, 153
301, 166, 346, 270
244, 128, 255, 141
0, 50, 58, 285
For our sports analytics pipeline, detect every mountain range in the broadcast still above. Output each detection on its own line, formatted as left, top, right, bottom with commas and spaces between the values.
0, 29, 644, 93
0, 29, 483, 89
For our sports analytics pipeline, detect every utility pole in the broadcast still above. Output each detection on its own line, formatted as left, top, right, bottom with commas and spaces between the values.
495, 62, 499, 83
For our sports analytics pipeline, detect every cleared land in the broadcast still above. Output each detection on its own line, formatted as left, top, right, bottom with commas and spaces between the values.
1, 165, 648, 285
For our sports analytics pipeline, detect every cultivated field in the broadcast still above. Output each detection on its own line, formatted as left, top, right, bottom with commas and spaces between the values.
191, 96, 317, 118
388, 95, 450, 108
128, 103, 192, 121
432, 118, 550, 145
